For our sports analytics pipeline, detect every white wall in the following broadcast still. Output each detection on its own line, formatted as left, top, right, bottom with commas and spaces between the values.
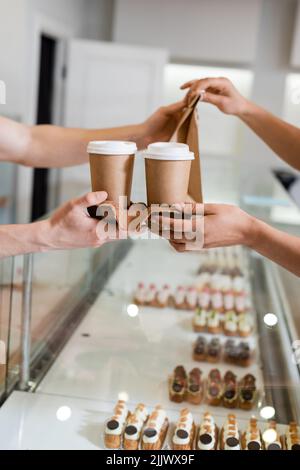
113, 0, 262, 64
240, 0, 299, 200
291, 0, 300, 66
0, 0, 114, 223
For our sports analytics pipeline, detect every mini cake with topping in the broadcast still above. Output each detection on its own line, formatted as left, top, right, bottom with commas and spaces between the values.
206, 369, 223, 406
281, 422, 300, 450
172, 408, 195, 450
155, 284, 171, 308
196, 412, 218, 450
198, 287, 211, 310
169, 365, 187, 403
263, 421, 282, 450
207, 338, 221, 363
141, 405, 169, 450
239, 374, 257, 410
186, 287, 198, 310
193, 308, 207, 333
174, 286, 186, 309
238, 313, 253, 337
123, 403, 148, 450
242, 418, 263, 450
223, 371, 238, 408
104, 400, 129, 449
187, 368, 203, 405
207, 311, 221, 334
144, 283, 157, 306
134, 282, 146, 306
220, 414, 241, 450
193, 336, 207, 361
224, 312, 238, 336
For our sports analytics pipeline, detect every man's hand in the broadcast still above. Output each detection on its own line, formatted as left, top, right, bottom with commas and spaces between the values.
181, 77, 249, 117
139, 100, 186, 148
41, 191, 112, 250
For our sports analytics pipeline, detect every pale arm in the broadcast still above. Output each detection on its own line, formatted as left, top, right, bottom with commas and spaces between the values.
0, 100, 185, 168
159, 203, 300, 277
181, 77, 300, 171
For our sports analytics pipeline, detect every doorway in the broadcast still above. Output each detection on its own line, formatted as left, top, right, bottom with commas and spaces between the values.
31, 34, 57, 221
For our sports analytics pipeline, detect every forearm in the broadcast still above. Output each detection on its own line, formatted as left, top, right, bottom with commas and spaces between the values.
27, 123, 145, 168
239, 101, 300, 171
0, 115, 144, 168
0, 221, 51, 258
247, 217, 300, 277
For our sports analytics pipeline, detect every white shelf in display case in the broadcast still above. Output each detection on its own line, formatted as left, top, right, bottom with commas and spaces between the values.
0, 391, 287, 450
35, 240, 263, 417
0, 240, 292, 449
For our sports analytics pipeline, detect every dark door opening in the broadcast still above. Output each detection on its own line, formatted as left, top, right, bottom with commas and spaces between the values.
31, 34, 57, 221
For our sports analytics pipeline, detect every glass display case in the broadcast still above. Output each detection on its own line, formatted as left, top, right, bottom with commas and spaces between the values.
0, 172, 299, 450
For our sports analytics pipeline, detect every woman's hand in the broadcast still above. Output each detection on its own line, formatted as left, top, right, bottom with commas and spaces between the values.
154, 203, 255, 252
139, 99, 186, 148
181, 77, 250, 116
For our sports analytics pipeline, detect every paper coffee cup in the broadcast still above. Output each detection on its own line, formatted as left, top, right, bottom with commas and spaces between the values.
87, 141, 137, 209
144, 142, 194, 205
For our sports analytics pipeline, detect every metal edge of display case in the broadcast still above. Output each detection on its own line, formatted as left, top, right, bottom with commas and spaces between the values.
18, 240, 133, 393
250, 252, 300, 423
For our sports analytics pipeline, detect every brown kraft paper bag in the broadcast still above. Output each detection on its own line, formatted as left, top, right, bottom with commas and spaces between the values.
170, 96, 203, 203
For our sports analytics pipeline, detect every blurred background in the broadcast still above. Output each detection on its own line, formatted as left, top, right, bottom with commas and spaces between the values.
1, 0, 300, 225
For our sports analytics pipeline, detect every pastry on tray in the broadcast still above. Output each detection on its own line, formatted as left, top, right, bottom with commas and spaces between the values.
232, 275, 245, 293
223, 289, 235, 312
169, 365, 187, 403
104, 400, 129, 449
155, 284, 171, 308
144, 283, 157, 306
224, 340, 253, 367
207, 311, 221, 334
198, 286, 211, 310
186, 287, 198, 310
172, 408, 195, 450
224, 311, 238, 336
207, 338, 221, 363
134, 282, 146, 306
223, 371, 238, 408
174, 286, 186, 309
262, 420, 282, 450
237, 341, 253, 367
281, 422, 300, 450
193, 308, 207, 333
239, 373, 257, 410
238, 313, 253, 337
235, 291, 247, 314
196, 412, 218, 451
241, 417, 263, 450
220, 414, 241, 450
206, 368, 223, 406
193, 336, 207, 362
211, 289, 224, 313
187, 368, 204, 405
141, 405, 169, 450
123, 403, 148, 450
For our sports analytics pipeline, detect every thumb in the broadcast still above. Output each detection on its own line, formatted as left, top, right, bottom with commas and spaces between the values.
180, 80, 197, 90
77, 191, 108, 209
204, 203, 220, 215
202, 91, 225, 108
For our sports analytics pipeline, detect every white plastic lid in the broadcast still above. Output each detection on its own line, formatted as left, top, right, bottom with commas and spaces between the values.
87, 140, 137, 155
143, 142, 194, 160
